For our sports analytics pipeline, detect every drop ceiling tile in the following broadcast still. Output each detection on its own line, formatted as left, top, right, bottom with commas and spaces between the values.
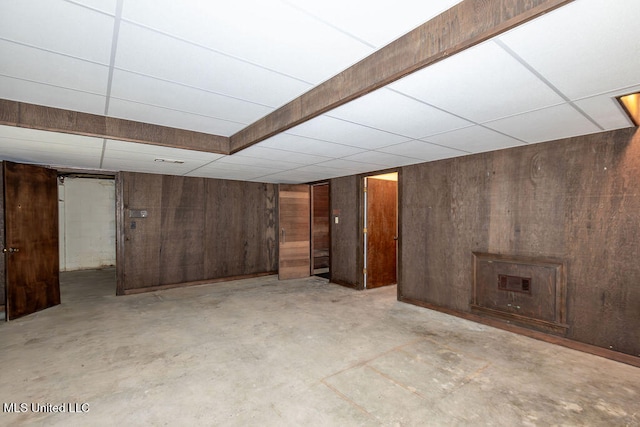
0, 126, 99, 145
104, 140, 223, 162
0, 40, 110, 95
498, 0, 640, 100
261, 133, 366, 158
121, 0, 373, 84
286, 115, 410, 149
110, 70, 273, 125
484, 104, 602, 144
258, 166, 347, 184
377, 139, 467, 161
293, 0, 462, 47
185, 161, 282, 181
214, 154, 301, 171
0, 127, 104, 169
235, 145, 332, 165
389, 40, 565, 123
423, 126, 525, 153
0, 76, 107, 115
573, 85, 640, 131
314, 159, 391, 174
252, 170, 325, 184
72, 0, 118, 14
106, 98, 245, 136
114, 22, 312, 107
342, 150, 423, 167
327, 88, 471, 139
0, 0, 114, 63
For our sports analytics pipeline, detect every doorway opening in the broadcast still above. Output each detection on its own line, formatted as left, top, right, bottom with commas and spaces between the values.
363, 172, 398, 289
58, 173, 117, 296
311, 182, 330, 279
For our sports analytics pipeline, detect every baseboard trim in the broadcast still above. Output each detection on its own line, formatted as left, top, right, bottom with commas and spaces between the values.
122, 271, 277, 295
399, 296, 640, 368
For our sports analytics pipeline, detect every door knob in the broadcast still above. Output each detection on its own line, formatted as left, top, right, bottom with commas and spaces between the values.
3, 247, 19, 253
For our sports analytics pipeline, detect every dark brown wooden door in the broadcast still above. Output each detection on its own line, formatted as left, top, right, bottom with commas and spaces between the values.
279, 184, 310, 280
4, 161, 60, 320
366, 178, 397, 288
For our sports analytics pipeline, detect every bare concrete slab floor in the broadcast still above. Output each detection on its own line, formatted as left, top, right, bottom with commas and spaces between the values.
1, 269, 638, 426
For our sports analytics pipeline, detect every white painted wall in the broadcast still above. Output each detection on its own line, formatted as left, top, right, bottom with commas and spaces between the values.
59, 177, 116, 271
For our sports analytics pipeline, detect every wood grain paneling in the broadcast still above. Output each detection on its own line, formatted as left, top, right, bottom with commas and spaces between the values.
205, 179, 277, 278
0, 99, 228, 154
312, 183, 330, 270
229, 0, 575, 152
278, 184, 311, 280
118, 172, 277, 293
330, 176, 361, 288
399, 127, 640, 357
159, 175, 205, 285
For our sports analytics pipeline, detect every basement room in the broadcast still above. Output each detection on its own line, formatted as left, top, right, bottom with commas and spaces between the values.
1, 0, 639, 425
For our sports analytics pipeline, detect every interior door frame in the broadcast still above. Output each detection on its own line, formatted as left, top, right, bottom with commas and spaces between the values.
310, 181, 331, 276
361, 169, 400, 290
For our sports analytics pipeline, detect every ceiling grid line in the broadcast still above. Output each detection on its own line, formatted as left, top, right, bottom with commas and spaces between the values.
103, 0, 124, 116
493, 39, 604, 131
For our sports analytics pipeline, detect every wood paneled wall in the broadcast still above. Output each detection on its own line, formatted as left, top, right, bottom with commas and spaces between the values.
329, 176, 361, 288
312, 183, 330, 269
117, 172, 277, 294
399, 128, 640, 357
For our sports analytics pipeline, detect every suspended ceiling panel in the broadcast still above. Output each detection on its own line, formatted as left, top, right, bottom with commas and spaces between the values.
0, 0, 639, 183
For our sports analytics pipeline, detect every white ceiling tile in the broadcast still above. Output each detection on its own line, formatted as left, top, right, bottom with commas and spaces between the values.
285, 115, 410, 149
114, 22, 312, 107
104, 140, 223, 161
121, 0, 373, 84
484, 104, 602, 144
342, 150, 422, 167
215, 154, 300, 171
252, 170, 326, 184
377, 139, 467, 161
498, 0, 640, 100
314, 159, 391, 174
71, 0, 118, 14
0, 126, 104, 169
106, 98, 245, 136
292, 0, 462, 47
261, 133, 366, 158
109, 70, 273, 126
0, 75, 107, 115
573, 85, 640, 131
185, 161, 281, 181
238, 145, 332, 165
327, 88, 471, 138
390, 40, 565, 123
0, 0, 114, 63
423, 126, 525, 154
0, 40, 110, 95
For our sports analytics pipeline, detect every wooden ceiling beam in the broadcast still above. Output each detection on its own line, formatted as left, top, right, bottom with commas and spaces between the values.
229, 0, 575, 154
0, 99, 229, 154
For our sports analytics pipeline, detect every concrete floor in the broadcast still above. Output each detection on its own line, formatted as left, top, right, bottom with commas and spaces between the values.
1, 269, 638, 426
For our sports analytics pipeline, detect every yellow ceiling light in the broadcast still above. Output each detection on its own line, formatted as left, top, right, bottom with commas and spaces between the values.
617, 93, 640, 126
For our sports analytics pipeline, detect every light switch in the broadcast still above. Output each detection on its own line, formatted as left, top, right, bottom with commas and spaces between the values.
334, 216, 339, 224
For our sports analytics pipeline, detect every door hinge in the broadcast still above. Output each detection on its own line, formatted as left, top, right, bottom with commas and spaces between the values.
363, 227, 367, 234
363, 268, 367, 275
363, 187, 367, 193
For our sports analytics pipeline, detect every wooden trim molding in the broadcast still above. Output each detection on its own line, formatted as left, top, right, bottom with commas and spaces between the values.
399, 296, 640, 369
229, 0, 575, 153
0, 99, 229, 154
122, 272, 277, 295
